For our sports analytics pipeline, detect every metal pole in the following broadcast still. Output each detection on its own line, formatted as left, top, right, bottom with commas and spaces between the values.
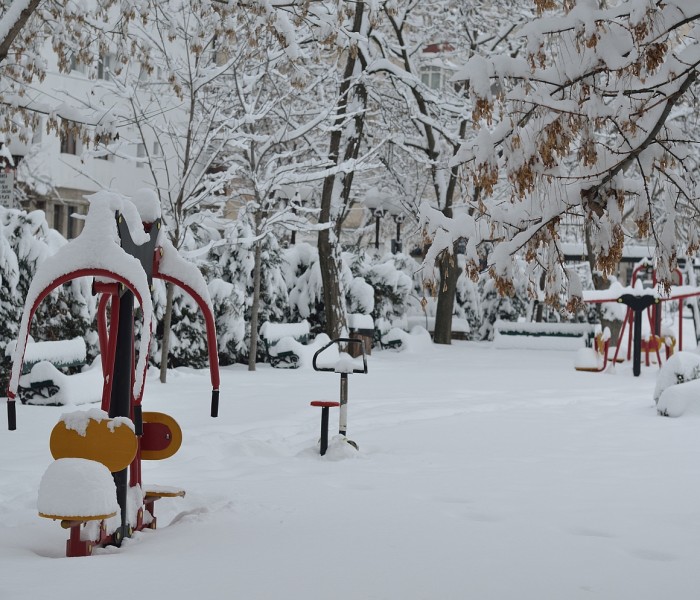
290, 203, 297, 245
109, 287, 134, 544
374, 215, 380, 249
632, 307, 643, 377
339, 373, 348, 436
320, 407, 330, 456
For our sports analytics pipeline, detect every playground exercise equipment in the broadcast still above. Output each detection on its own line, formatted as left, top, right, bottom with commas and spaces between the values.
5, 191, 220, 556
582, 263, 700, 376
574, 329, 612, 373
311, 337, 367, 455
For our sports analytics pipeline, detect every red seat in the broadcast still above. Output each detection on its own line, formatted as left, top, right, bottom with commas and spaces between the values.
310, 401, 340, 408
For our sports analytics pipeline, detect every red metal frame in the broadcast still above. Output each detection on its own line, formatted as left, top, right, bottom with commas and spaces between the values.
7, 268, 150, 403
611, 307, 664, 365
153, 271, 220, 392
630, 263, 685, 353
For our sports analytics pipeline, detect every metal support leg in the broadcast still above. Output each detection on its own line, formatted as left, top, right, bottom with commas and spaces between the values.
66, 523, 92, 557
320, 407, 330, 456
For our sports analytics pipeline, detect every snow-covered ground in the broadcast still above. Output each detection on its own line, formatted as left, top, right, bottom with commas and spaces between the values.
2, 338, 700, 600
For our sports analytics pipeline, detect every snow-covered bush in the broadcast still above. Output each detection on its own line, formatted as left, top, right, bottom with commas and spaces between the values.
380, 326, 433, 354
654, 352, 700, 414
283, 246, 415, 346
283, 242, 325, 331
208, 278, 246, 366
207, 216, 288, 362
348, 251, 413, 339
0, 214, 22, 381
454, 255, 481, 340
166, 288, 211, 369
478, 261, 530, 341
283, 243, 366, 335
0, 207, 98, 389
656, 379, 700, 418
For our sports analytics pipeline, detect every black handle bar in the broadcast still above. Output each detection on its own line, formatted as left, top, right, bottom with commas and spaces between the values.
312, 337, 368, 374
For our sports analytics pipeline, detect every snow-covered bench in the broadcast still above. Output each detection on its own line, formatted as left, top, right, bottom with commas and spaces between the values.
405, 316, 470, 341
259, 321, 311, 368
5, 337, 87, 404
348, 313, 374, 356
493, 320, 596, 350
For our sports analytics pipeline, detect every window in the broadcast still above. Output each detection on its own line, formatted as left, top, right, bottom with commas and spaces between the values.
152, 141, 163, 157
97, 53, 116, 81
53, 204, 64, 233
60, 131, 79, 155
138, 64, 164, 82
66, 205, 78, 239
420, 66, 445, 90
68, 54, 87, 75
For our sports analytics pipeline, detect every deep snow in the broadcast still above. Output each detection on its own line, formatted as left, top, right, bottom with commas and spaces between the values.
2, 339, 700, 599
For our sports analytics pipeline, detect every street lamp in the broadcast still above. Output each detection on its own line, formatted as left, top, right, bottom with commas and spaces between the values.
372, 207, 386, 249
391, 212, 405, 254
289, 192, 306, 245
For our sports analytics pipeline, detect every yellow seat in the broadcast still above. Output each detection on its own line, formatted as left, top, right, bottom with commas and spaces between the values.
39, 511, 117, 524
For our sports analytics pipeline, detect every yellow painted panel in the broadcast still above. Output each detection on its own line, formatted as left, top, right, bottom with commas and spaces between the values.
50, 418, 138, 473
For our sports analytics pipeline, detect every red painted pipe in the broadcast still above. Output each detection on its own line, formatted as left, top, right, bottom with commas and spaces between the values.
7, 268, 151, 407
101, 294, 121, 412
97, 293, 110, 374
153, 272, 220, 397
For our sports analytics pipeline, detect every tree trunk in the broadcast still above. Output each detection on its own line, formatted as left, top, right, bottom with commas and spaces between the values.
433, 250, 461, 344
317, 2, 366, 339
159, 282, 174, 383
584, 223, 621, 342
318, 230, 346, 339
248, 237, 263, 371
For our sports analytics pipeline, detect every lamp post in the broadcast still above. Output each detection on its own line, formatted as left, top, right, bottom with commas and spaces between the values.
392, 212, 405, 254
372, 207, 385, 249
